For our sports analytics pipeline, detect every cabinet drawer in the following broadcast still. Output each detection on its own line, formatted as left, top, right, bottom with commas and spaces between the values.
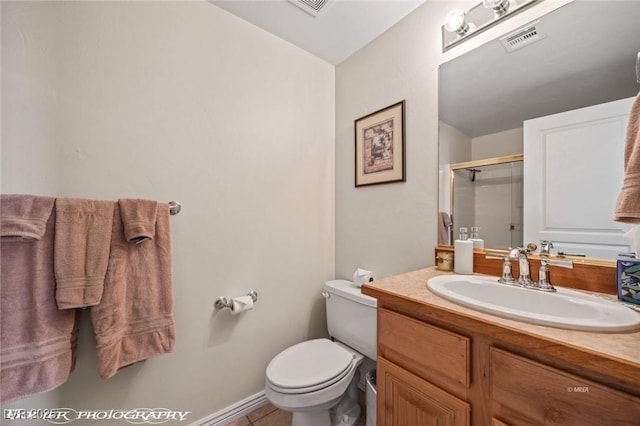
379, 308, 470, 386
490, 347, 640, 425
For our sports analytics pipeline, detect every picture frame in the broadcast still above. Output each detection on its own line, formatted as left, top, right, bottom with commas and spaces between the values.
354, 100, 406, 187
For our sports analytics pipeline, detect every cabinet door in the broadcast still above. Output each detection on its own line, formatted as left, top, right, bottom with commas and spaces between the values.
378, 357, 470, 426
490, 348, 640, 425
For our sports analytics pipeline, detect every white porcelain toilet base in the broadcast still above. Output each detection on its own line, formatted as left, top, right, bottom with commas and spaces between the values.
266, 373, 362, 426
265, 342, 364, 426
291, 409, 331, 426
288, 372, 361, 426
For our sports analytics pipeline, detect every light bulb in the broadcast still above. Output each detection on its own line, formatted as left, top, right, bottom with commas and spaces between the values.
444, 9, 469, 36
483, 0, 512, 16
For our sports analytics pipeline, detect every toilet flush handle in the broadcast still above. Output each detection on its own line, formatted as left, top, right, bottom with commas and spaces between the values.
321, 291, 330, 299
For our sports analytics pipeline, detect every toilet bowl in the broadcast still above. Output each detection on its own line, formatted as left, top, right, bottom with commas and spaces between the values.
264, 280, 377, 426
265, 339, 364, 426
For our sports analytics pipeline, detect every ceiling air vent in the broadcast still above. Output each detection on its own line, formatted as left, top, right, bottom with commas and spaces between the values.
288, 0, 330, 17
500, 21, 546, 53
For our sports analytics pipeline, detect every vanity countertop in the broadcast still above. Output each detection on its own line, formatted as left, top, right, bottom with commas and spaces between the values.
362, 266, 640, 389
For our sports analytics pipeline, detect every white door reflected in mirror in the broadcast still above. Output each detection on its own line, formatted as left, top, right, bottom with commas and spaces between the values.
524, 97, 635, 259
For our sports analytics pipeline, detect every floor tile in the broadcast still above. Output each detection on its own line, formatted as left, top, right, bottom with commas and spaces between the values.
252, 409, 293, 426
247, 403, 279, 422
225, 416, 251, 426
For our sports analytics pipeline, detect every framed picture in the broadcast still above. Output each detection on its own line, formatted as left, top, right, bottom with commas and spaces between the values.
354, 100, 406, 187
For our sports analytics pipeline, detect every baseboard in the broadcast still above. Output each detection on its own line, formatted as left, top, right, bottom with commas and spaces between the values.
189, 391, 268, 426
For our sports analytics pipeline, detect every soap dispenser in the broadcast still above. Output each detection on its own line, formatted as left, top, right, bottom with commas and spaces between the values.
454, 227, 474, 275
469, 226, 484, 249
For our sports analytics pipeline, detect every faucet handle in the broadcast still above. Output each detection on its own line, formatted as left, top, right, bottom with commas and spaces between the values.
540, 240, 554, 256
498, 254, 516, 285
537, 260, 557, 292
508, 247, 526, 258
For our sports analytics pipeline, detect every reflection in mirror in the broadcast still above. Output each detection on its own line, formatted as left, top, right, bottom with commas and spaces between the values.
438, 0, 640, 260
447, 155, 523, 250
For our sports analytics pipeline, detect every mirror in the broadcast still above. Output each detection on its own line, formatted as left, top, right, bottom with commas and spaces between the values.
438, 0, 640, 259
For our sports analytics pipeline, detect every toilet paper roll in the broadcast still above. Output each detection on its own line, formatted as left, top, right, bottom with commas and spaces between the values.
353, 268, 376, 288
230, 295, 254, 316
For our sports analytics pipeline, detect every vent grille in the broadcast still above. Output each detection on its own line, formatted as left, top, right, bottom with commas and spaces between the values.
500, 21, 545, 52
288, 0, 330, 17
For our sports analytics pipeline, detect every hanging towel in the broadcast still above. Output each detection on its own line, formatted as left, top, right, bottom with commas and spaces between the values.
54, 198, 115, 309
1, 195, 79, 403
614, 92, 640, 223
119, 198, 157, 243
91, 199, 175, 380
438, 212, 452, 245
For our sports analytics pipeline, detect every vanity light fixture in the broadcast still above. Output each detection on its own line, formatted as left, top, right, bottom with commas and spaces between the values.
483, 0, 513, 17
444, 9, 471, 36
442, 0, 538, 52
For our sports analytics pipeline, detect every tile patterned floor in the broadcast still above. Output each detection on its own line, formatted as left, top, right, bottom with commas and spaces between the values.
225, 403, 290, 426
226, 391, 368, 426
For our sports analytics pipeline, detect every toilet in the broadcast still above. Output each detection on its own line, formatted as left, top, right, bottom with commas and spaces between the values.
265, 280, 377, 426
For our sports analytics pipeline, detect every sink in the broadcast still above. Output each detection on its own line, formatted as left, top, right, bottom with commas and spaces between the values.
427, 275, 640, 332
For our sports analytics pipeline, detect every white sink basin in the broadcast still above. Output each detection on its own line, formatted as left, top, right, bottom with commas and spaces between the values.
427, 275, 640, 332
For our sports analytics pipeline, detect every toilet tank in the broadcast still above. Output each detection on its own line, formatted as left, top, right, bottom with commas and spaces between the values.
324, 280, 377, 360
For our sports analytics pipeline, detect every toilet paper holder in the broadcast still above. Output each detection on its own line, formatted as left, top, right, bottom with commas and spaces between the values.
215, 291, 258, 310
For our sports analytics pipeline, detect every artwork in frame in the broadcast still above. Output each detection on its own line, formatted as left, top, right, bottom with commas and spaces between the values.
354, 100, 406, 187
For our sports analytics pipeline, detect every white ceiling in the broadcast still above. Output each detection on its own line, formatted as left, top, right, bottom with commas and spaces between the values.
208, 0, 640, 137
208, 0, 426, 65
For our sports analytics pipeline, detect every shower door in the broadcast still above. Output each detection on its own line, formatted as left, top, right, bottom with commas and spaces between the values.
451, 155, 524, 250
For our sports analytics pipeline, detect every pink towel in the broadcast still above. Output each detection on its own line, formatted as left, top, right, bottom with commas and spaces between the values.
1, 194, 53, 239
54, 198, 115, 309
615, 92, 640, 223
438, 212, 452, 246
1, 195, 79, 403
91, 199, 174, 379
119, 198, 157, 243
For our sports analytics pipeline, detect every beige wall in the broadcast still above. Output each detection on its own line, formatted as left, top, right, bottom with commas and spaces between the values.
335, 0, 572, 280
1, 1, 334, 423
335, 0, 475, 280
472, 127, 524, 160
439, 121, 472, 214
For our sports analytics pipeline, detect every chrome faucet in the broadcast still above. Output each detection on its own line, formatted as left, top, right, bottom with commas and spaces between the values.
536, 260, 556, 292
487, 249, 569, 292
497, 253, 516, 284
509, 247, 534, 287
540, 240, 554, 256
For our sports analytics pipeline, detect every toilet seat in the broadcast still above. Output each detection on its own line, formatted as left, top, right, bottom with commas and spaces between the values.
266, 339, 356, 394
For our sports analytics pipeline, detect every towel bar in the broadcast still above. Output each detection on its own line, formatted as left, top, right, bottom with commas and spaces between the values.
215, 291, 258, 310
168, 201, 181, 216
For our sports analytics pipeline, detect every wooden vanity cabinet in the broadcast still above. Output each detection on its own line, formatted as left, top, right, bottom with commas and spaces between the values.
376, 306, 640, 426
377, 308, 471, 425
378, 357, 470, 426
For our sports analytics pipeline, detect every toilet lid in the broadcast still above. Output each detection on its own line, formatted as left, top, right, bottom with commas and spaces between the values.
266, 339, 354, 390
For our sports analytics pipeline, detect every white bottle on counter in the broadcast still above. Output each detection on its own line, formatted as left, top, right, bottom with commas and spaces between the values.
454, 227, 474, 275
469, 226, 484, 249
